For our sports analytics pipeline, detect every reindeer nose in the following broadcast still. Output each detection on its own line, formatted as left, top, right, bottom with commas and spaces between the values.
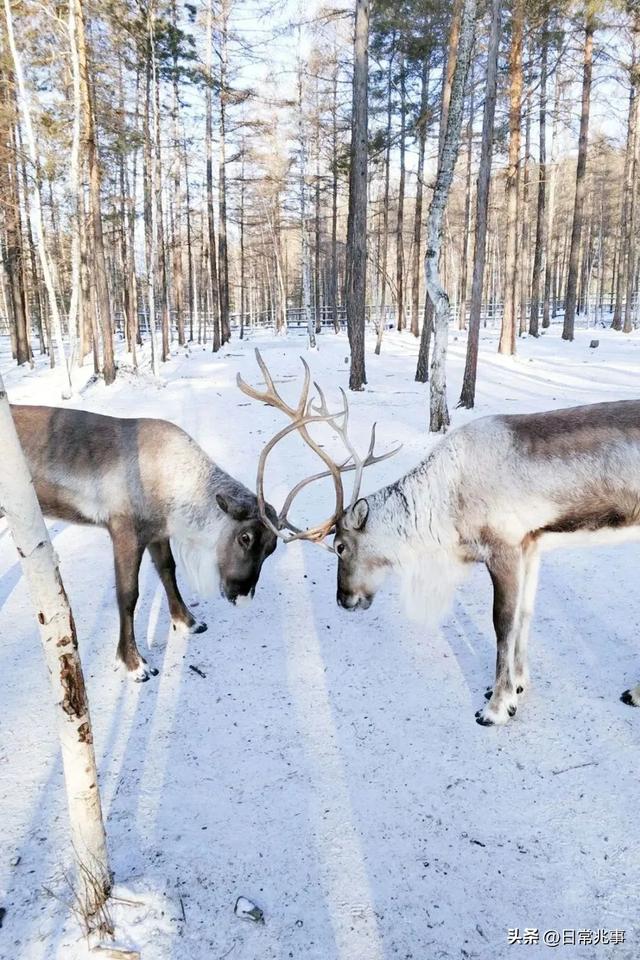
337, 589, 356, 609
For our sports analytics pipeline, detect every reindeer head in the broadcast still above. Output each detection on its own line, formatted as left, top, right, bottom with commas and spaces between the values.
215, 493, 278, 604
333, 498, 393, 610
238, 349, 399, 611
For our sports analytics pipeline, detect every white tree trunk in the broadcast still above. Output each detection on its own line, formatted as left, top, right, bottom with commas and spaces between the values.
0, 377, 110, 912
3, 0, 72, 397
426, 0, 477, 432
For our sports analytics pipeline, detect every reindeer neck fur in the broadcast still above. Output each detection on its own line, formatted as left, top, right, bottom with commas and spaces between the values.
168, 450, 258, 597
365, 434, 468, 625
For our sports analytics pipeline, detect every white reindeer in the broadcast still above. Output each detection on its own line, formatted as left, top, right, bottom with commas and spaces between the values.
240, 350, 640, 726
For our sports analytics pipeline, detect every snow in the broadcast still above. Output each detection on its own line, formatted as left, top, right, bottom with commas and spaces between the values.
1, 324, 639, 960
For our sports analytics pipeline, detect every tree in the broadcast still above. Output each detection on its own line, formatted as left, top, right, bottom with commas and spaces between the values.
410, 58, 430, 338
415, 0, 462, 383
75, 0, 116, 383
218, 0, 231, 345
0, 381, 110, 916
0, 56, 30, 366
562, 6, 595, 341
205, 0, 221, 351
427, 0, 477, 431
345, 0, 369, 391
623, 11, 640, 334
498, 0, 523, 356
529, 6, 549, 337
395, 48, 407, 332
3, 0, 71, 396
458, 0, 502, 408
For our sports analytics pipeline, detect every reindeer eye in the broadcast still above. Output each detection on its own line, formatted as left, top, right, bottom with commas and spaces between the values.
336, 543, 346, 556
239, 531, 253, 549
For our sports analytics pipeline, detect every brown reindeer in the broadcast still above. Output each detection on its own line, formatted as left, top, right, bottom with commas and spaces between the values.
4, 404, 278, 681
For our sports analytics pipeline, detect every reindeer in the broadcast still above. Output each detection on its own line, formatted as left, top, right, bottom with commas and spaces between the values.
239, 349, 640, 727
4, 404, 279, 681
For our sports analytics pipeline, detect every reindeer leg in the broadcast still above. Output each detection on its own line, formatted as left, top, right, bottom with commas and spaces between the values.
513, 541, 540, 696
476, 543, 524, 726
484, 541, 539, 703
148, 539, 207, 635
110, 522, 158, 682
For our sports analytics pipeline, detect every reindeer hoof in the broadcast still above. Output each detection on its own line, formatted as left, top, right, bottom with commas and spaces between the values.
130, 661, 157, 682
516, 685, 524, 694
621, 689, 639, 706
484, 688, 492, 701
173, 619, 208, 635
475, 711, 494, 726
475, 700, 515, 726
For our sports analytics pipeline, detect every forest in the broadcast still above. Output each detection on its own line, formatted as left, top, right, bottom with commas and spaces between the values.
1, 0, 638, 418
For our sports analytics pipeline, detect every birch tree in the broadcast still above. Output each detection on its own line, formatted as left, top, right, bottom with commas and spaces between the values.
0, 380, 110, 914
426, 0, 477, 432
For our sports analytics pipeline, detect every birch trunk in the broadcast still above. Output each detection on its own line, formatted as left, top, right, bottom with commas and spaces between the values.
415, 0, 462, 382
427, 0, 477, 432
0, 379, 110, 912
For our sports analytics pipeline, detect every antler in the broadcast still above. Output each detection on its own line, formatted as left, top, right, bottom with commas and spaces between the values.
237, 349, 346, 547
237, 348, 400, 549
309, 382, 401, 507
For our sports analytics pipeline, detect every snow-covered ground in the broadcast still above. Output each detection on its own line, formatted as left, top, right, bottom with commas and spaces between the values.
1, 325, 639, 960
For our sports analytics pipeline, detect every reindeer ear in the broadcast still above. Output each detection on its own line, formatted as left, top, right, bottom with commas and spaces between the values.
350, 498, 369, 531
216, 494, 250, 521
